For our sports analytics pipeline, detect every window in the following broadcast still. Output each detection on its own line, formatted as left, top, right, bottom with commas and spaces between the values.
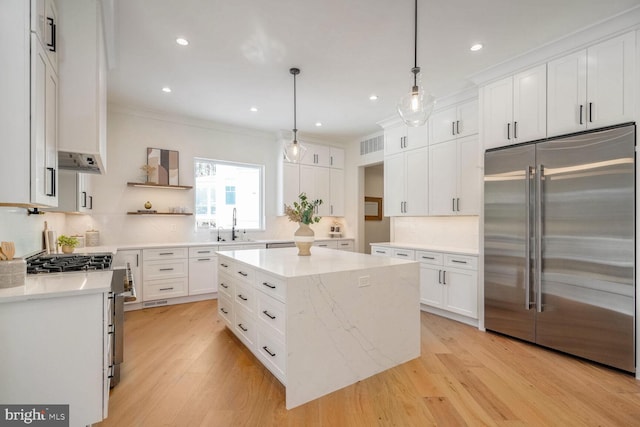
194, 158, 264, 230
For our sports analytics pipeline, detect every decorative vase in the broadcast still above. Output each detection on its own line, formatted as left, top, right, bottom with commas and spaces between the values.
144, 201, 152, 209
61, 245, 74, 254
294, 223, 315, 256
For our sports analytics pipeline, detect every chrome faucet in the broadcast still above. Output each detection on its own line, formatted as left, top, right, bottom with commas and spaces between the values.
232, 208, 238, 241
217, 227, 225, 242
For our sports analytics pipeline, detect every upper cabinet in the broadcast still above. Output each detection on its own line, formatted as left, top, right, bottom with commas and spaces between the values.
384, 147, 429, 217
384, 122, 428, 156
300, 143, 331, 167
482, 64, 547, 150
57, 0, 107, 174
55, 170, 94, 213
0, 0, 58, 207
547, 32, 635, 136
429, 99, 478, 144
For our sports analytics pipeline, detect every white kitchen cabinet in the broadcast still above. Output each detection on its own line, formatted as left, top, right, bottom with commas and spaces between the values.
300, 164, 331, 216
55, 170, 94, 212
482, 64, 546, 150
57, 0, 108, 173
329, 168, 345, 216
547, 32, 635, 136
31, 0, 58, 71
300, 143, 331, 167
428, 135, 480, 215
330, 147, 345, 169
113, 249, 142, 305
384, 122, 429, 156
142, 248, 188, 301
314, 240, 338, 249
188, 246, 218, 295
429, 99, 478, 144
384, 147, 429, 216
336, 239, 354, 251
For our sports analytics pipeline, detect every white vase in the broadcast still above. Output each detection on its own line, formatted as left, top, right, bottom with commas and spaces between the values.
294, 223, 314, 256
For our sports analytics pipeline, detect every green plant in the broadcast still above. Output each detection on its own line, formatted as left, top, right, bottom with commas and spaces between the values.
57, 235, 79, 248
284, 193, 322, 225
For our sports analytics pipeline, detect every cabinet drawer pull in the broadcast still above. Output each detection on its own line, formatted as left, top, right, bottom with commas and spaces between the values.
238, 271, 248, 277
159, 268, 174, 271
451, 259, 467, 264
375, 250, 386, 254
220, 263, 229, 268
238, 294, 248, 301
159, 287, 174, 291
262, 310, 276, 320
159, 252, 174, 256
262, 346, 276, 357
197, 258, 210, 261
220, 307, 228, 314
340, 243, 349, 246
220, 283, 228, 289
396, 253, 408, 257
318, 244, 328, 247
197, 250, 211, 254
421, 256, 435, 260
238, 324, 248, 332
262, 282, 276, 289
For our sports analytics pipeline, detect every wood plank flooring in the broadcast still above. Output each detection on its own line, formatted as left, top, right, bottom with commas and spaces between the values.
97, 300, 640, 426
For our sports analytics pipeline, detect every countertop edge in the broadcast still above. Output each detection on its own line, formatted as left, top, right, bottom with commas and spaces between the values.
370, 242, 479, 256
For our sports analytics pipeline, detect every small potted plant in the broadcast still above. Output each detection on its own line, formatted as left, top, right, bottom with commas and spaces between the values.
57, 235, 79, 254
284, 193, 322, 256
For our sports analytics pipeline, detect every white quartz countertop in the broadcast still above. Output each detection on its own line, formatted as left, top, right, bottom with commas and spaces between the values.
217, 247, 416, 278
370, 242, 478, 256
108, 238, 353, 252
0, 270, 112, 303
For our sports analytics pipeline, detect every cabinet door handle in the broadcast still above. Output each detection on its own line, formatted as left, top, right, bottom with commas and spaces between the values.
46, 167, 56, 196
262, 281, 276, 289
237, 271, 248, 277
238, 324, 248, 332
220, 283, 228, 289
159, 268, 174, 271
330, 205, 333, 215
452, 198, 456, 212
330, 156, 333, 166
136, 254, 139, 267
262, 310, 276, 320
507, 122, 511, 140
46, 17, 56, 52
81, 191, 87, 208
579, 105, 584, 125
457, 198, 460, 212
451, 122, 455, 136
588, 102, 593, 122
442, 271, 447, 285
438, 270, 442, 284
456, 120, 460, 134
238, 294, 248, 301
513, 121, 518, 139
220, 307, 228, 314
262, 346, 276, 357
88, 195, 93, 209
220, 263, 228, 268
159, 287, 174, 291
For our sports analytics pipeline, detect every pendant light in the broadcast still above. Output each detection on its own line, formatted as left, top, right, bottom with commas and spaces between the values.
283, 67, 307, 163
397, 0, 435, 127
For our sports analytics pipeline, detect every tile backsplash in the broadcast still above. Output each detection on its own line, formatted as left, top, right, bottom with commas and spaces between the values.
0, 207, 66, 257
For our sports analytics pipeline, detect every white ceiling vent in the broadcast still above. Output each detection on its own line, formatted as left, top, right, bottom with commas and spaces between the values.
360, 135, 384, 156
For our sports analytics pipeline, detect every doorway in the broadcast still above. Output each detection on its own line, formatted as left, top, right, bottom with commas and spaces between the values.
363, 163, 390, 253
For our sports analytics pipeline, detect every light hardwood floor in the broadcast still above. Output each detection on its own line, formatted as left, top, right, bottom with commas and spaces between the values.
97, 300, 640, 426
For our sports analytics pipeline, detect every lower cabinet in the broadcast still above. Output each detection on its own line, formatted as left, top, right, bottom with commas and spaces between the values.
142, 247, 188, 301
188, 246, 218, 295
113, 249, 142, 304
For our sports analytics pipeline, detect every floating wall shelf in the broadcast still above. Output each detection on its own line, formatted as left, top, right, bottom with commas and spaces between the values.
127, 182, 192, 190
127, 212, 193, 216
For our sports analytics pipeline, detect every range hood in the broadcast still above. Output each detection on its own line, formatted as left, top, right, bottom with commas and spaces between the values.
58, 151, 104, 174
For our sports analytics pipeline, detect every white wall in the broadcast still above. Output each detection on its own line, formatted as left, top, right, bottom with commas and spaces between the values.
0, 208, 66, 257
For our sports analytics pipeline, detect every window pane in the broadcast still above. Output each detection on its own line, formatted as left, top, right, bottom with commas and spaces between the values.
194, 158, 263, 230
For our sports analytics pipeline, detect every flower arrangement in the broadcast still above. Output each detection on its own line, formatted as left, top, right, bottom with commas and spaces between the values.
140, 164, 157, 182
284, 193, 323, 225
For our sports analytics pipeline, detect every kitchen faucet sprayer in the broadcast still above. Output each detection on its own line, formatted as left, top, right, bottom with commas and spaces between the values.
232, 208, 238, 241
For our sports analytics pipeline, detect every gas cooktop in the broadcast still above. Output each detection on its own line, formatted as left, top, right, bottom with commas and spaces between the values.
26, 253, 113, 274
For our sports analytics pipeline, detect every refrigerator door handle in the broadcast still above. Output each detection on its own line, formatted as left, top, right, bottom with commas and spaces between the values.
525, 166, 534, 310
535, 164, 544, 312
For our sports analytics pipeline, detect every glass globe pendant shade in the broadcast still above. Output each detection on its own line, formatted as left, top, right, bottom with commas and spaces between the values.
284, 138, 307, 163
397, 69, 435, 127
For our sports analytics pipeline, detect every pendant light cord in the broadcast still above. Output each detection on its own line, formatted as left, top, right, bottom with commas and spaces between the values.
413, 0, 418, 87
290, 68, 300, 142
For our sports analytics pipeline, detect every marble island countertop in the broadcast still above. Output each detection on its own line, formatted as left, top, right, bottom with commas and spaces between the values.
217, 246, 416, 278
0, 270, 112, 303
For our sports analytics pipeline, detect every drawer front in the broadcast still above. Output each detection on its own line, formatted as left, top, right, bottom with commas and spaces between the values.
371, 246, 391, 257
144, 277, 188, 301
218, 257, 235, 274
444, 254, 478, 270
314, 240, 337, 249
234, 264, 255, 285
337, 240, 354, 251
143, 247, 188, 261
392, 248, 415, 260
143, 259, 188, 280
416, 251, 444, 266
234, 280, 255, 312
217, 294, 234, 327
256, 325, 286, 379
189, 246, 218, 257
217, 272, 235, 299
256, 291, 285, 337
256, 271, 286, 303
234, 307, 256, 347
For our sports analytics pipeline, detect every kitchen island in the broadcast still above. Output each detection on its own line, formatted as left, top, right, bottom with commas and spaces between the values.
216, 247, 420, 409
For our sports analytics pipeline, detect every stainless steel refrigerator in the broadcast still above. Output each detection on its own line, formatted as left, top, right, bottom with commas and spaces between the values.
484, 123, 635, 372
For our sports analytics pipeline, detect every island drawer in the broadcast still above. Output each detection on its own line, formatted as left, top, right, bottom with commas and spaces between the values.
234, 280, 255, 312
217, 274, 235, 299
143, 247, 188, 261
143, 259, 188, 280
256, 324, 286, 381
256, 271, 286, 303
392, 248, 415, 260
234, 306, 256, 347
234, 265, 255, 285
416, 251, 443, 266
217, 294, 234, 327
444, 254, 477, 270
143, 277, 188, 301
337, 240, 354, 251
189, 246, 218, 257
256, 291, 285, 337
314, 240, 338, 249
371, 246, 391, 257
218, 257, 235, 274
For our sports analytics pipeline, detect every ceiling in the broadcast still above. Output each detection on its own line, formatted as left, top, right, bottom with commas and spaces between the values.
107, 0, 640, 143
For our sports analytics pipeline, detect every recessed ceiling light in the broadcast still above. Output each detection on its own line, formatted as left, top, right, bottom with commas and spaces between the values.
315, 122, 322, 127
369, 95, 379, 101
470, 43, 483, 52
176, 38, 189, 46
250, 106, 258, 112
162, 87, 172, 93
